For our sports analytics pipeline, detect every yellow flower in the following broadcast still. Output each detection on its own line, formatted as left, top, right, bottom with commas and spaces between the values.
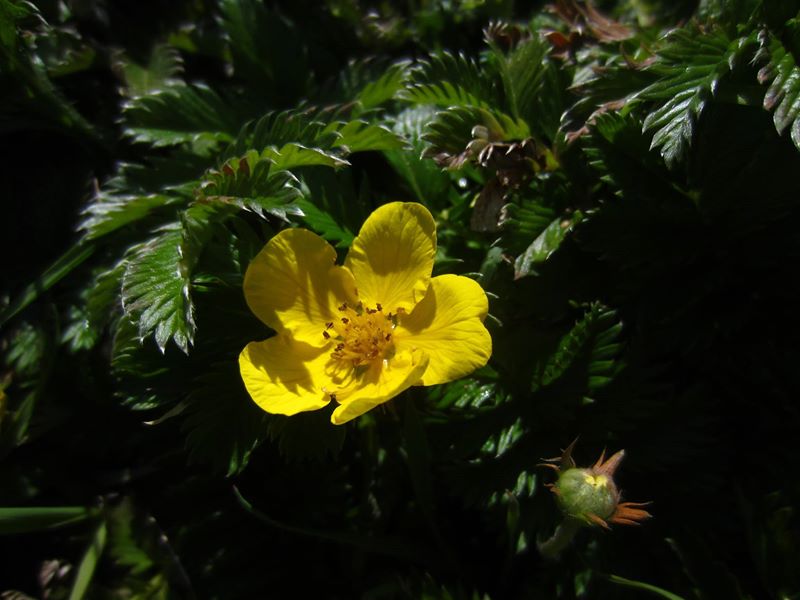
239, 202, 493, 424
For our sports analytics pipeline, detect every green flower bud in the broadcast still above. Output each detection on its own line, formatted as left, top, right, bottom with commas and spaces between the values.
540, 439, 651, 531
555, 467, 619, 524
537, 440, 652, 559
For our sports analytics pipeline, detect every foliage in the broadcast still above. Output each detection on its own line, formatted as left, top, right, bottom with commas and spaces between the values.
2, 0, 800, 598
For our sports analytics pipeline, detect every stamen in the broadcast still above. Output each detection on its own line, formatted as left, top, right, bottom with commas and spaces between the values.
326, 302, 396, 367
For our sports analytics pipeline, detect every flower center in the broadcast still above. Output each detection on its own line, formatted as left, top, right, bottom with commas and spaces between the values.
323, 302, 395, 367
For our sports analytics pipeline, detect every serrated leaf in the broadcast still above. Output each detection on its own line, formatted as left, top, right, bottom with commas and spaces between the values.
219, 0, 308, 102
422, 105, 529, 168
532, 305, 624, 393
758, 23, 800, 150
182, 362, 266, 476
500, 198, 557, 253
357, 59, 411, 109
643, 88, 705, 167
122, 84, 239, 148
245, 107, 333, 153
584, 111, 674, 198
114, 43, 183, 98
293, 198, 354, 247
0, 0, 98, 140
489, 35, 549, 125
108, 152, 215, 196
384, 106, 451, 204
196, 150, 304, 217
401, 52, 498, 108
330, 120, 405, 152
514, 212, 581, 279
639, 29, 754, 167
262, 143, 349, 170
121, 227, 195, 354
79, 192, 179, 241
62, 304, 98, 352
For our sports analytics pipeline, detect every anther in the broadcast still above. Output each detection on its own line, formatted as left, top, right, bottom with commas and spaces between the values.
376, 303, 382, 311
338, 303, 348, 311
326, 322, 333, 329
341, 318, 349, 324
322, 331, 330, 339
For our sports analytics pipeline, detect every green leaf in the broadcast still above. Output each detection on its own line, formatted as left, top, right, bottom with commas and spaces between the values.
489, 35, 549, 125
639, 29, 756, 167
106, 499, 154, 574
121, 227, 195, 354
330, 120, 405, 153
196, 150, 304, 217
500, 198, 557, 255
532, 304, 624, 393
584, 111, 677, 201
219, 0, 308, 102
293, 198, 354, 247
118, 153, 304, 355
384, 106, 451, 205
262, 143, 349, 170
402, 52, 498, 108
114, 43, 183, 98
514, 212, 581, 279
357, 59, 411, 109
182, 362, 266, 476
422, 105, 529, 168
0, 0, 37, 51
69, 520, 107, 600
122, 84, 240, 148
79, 193, 178, 241
757, 21, 800, 150
245, 107, 333, 154
0, 506, 92, 535
0, 243, 95, 328
0, 0, 99, 140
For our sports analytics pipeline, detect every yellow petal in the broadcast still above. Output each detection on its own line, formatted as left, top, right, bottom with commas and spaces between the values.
244, 229, 357, 347
330, 348, 429, 425
239, 335, 332, 416
394, 274, 491, 386
345, 202, 436, 314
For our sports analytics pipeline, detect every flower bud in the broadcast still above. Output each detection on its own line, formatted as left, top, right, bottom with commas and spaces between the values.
555, 467, 619, 525
540, 440, 651, 530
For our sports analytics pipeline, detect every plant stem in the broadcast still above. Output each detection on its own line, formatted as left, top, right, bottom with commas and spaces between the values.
538, 518, 582, 560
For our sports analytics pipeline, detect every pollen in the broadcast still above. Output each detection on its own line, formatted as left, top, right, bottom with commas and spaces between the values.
322, 302, 395, 367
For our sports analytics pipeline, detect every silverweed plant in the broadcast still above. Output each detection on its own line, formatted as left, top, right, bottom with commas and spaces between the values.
1, 0, 799, 598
